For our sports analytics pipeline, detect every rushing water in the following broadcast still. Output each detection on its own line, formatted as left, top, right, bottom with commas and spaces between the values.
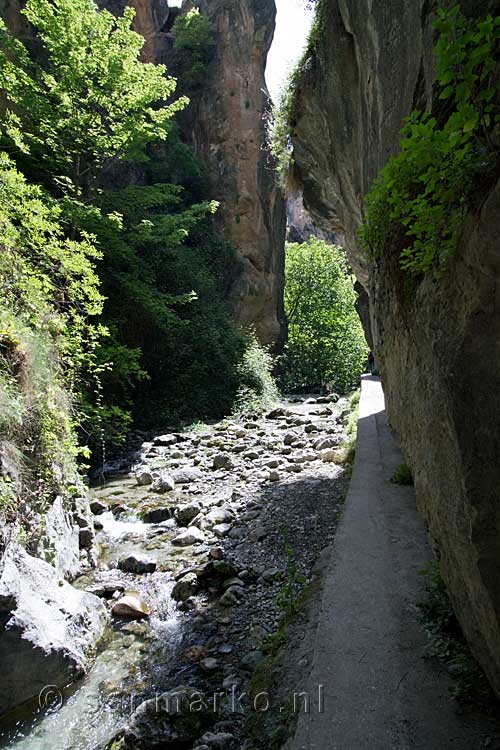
0, 476, 186, 750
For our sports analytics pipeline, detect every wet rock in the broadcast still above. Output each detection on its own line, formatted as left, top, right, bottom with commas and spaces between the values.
0, 542, 108, 716
171, 527, 205, 547
142, 507, 173, 524
212, 454, 234, 471
150, 473, 175, 494
79, 527, 94, 549
175, 501, 202, 527
228, 526, 246, 540
136, 470, 153, 487
172, 572, 198, 602
265, 458, 280, 469
87, 580, 125, 599
119, 684, 214, 748
112, 595, 150, 619
284, 432, 299, 446
219, 589, 239, 607
172, 467, 203, 484
118, 555, 156, 575
268, 470, 280, 482
90, 499, 107, 515
111, 503, 130, 517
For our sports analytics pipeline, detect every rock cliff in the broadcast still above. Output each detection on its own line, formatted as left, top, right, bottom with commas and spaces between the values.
290, 0, 500, 696
102, 0, 286, 346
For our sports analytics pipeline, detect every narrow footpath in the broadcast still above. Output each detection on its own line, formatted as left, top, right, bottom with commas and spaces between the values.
292, 375, 499, 750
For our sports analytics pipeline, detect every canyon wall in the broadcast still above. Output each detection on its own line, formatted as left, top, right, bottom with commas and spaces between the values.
102, 0, 286, 346
290, 0, 500, 696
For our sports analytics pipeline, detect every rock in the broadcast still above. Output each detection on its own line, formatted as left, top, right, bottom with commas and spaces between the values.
120, 685, 214, 748
111, 503, 130, 517
200, 732, 236, 748
136, 470, 153, 486
153, 434, 178, 447
87, 580, 125, 599
239, 650, 265, 673
178, 597, 196, 612
265, 458, 280, 469
249, 526, 267, 542
0, 542, 108, 716
172, 467, 203, 484
244, 451, 260, 460
118, 555, 156, 575
204, 508, 234, 527
228, 526, 245, 540
172, 573, 198, 602
175, 501, 202, 527
320, 449, 341, 463
213, 523, 232, 539
171, 527, 205, 547
266, 407, 287, 419
79, 527, 94, 549
93, 519, 104, 531
304, 423, 319, 433
90, 499, 107, 515
112, 595, 150, 620
219, 589, 239, 607
150, 473, 175, 494
284, 432, 299, 446
200, 657, 219, 672
212, 454, 234, 471
209, 546, 224, 560
268, 470, 280, 482
142, 506, 173, 524
315, 436, 340, 451
262, 568, 280, 583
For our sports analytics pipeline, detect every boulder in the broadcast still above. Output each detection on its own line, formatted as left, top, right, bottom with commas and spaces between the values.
112, 595, 150, 619
118, 555, 156, 575
171, 527, 205, 547
119, 684, 214, 748
175, 502, 202, 527
90, 499, 107, 515
0, 543, 108, 716
172, 573, 198, 602
150, 473, 175, 494
212, 454, 234, 471
153, 434, 178, 447
136, 470, 153, 487
142, 507, 173, 524
172, 467, 203, 484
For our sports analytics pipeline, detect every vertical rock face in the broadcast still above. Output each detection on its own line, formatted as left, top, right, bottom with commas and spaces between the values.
290, 0, 500, 697
102, 0, 286, 347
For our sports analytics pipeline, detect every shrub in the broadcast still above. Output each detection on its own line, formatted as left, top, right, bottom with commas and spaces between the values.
280, 239, 368, 393
391, 463, 414, 486
233, 335, 279, 416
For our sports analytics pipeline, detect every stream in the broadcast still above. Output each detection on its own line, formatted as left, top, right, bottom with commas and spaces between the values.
0, 395, 351, 750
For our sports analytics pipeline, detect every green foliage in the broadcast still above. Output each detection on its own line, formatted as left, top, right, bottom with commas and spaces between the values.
233, 335, 279, 416
274, 531, 306, 619
391, 462, 414, 486
280, 239, 368, 392
362, 4, 500, 275
0, 0, 186, 198
171, 9, 212, 89
418, 561, 497, 710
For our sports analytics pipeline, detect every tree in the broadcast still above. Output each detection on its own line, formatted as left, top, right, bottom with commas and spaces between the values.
281, 239, 367, 392
0, 0, 187, 199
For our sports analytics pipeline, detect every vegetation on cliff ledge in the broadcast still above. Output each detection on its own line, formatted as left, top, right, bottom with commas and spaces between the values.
362, 3, 500, 275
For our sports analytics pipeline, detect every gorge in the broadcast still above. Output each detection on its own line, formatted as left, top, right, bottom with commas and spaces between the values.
0, 0, 499, 748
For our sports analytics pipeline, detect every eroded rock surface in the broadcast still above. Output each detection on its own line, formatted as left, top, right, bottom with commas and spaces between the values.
0, 543, 108, 716
290, 0, 500, 697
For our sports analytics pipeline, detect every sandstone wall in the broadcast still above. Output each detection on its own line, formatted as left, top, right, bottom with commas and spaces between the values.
290, 0, 500, 696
